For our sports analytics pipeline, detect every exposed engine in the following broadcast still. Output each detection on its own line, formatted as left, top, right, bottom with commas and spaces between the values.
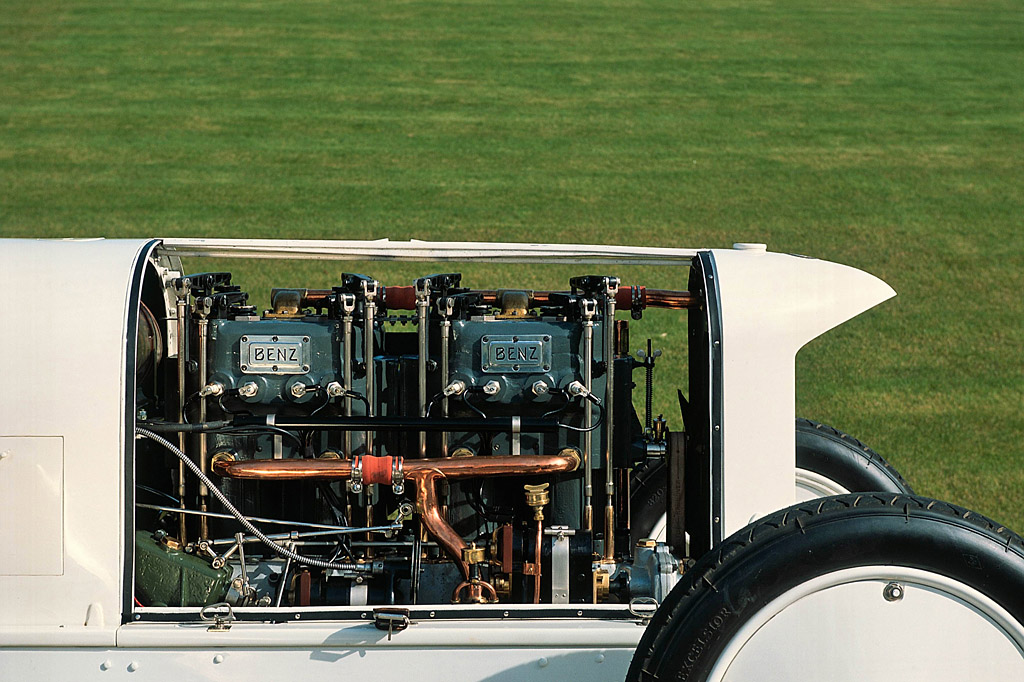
134, 270, 692, 610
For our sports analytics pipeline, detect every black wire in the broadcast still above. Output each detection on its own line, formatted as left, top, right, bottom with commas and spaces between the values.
344, 390, 371, 412
181, 392, 201, 423
557, 402, 605, 433
213, 426, 304, 449
424, 392, 445, 417
541, 391, 571, 419
462, 391, 487, 419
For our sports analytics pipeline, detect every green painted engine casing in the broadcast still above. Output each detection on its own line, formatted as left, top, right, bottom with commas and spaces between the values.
134, 531, 233, 607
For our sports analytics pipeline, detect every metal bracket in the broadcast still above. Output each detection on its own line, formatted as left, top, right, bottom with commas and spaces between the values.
373, 607, 411, 640
361, 279, 378, 301
580, 298, 597, 320
511, 416, 521, 456
350, 456, 364, 493
627, 597, 659, 623
544, 526, 575, 604
200, 602, 236, 632
391, 456, 405, 495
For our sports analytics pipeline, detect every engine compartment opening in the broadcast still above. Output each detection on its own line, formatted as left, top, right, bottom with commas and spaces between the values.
131, 252, 695, 616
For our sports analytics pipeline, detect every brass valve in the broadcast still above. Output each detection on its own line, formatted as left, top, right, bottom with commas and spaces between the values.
523, 483, 550, 521
461, 543, 486, 565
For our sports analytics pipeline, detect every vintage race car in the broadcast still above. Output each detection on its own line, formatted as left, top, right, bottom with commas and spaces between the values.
1, 238, 1021, 681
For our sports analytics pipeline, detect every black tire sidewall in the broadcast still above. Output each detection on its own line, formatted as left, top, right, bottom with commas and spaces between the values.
629, 496, 1024, 682
796, 418, 912, 494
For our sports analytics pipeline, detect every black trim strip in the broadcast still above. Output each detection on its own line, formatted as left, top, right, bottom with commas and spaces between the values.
133, 606, 642, 624
701, 252, 725, 547
123, 239, 161, 625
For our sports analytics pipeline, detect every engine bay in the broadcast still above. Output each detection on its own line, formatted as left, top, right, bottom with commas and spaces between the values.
133, 265, 694, 612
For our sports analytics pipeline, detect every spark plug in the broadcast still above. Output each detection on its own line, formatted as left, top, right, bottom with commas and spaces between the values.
567, 380, 602, 405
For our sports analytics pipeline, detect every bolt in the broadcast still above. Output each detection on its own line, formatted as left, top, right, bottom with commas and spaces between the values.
482, 380, 500, 396
238, 382, 258, 398
883, 581, 905, 602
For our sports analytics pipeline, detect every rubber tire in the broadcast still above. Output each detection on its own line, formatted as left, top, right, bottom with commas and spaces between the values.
626, 493, 1024, 682
630, 418, 912, 546
795, 417, 912, 494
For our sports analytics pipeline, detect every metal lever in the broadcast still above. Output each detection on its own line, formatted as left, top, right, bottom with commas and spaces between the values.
373, 607, 411, 640
200, 602, 236, 632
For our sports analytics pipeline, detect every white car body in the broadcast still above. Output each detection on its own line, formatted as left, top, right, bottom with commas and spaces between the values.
0, 238, 897, 680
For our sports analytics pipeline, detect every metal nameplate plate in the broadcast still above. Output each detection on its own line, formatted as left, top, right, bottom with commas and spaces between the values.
481, 335, 551, 373
239, 335, 310, 374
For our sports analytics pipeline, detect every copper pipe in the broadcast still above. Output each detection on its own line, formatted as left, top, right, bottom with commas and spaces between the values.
411, 469, 471, 579
280, 286, 695, 312
213, 451, 580, 582
643, 288, 695, 310
213, 452, 580, 481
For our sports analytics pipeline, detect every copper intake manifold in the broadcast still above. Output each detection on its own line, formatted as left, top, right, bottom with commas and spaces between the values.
213, 451, 581, 583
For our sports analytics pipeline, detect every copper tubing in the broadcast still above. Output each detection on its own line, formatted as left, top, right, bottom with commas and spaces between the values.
213, 452, 580, 482
279, 286, 695, 312
213, 451, 580, 581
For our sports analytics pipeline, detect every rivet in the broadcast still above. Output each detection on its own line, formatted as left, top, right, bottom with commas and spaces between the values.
213, 654, 224, 664
429, 611, 436, 618
0, 450, 10, 459
538, 657, 549, 668
127, 661, 139, 672
99, 660, 112, 671
595, 653, 605, 663
503, 611, 509, 617
294, 613, 301, 619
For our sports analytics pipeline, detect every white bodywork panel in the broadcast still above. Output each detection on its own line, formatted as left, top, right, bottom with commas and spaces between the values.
0, 238, 904, 678
0, 436, 64, 575
0, 238, 152, 646
710, 248, 895, 536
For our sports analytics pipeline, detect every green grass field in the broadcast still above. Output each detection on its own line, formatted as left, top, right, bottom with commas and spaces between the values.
2, 1, 1021, 529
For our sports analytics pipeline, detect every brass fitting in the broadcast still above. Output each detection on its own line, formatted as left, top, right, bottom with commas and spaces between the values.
461, 543, 486, 565
593, 568, 610, 603
523, 483, 550, 521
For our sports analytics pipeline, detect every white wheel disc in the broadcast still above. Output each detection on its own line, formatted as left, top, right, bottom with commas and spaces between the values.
708, 566, 1024, 682
794, 466, 850, 500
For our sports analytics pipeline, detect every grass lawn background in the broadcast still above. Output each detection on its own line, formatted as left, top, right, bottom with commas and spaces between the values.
2, 0, 1022, 529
